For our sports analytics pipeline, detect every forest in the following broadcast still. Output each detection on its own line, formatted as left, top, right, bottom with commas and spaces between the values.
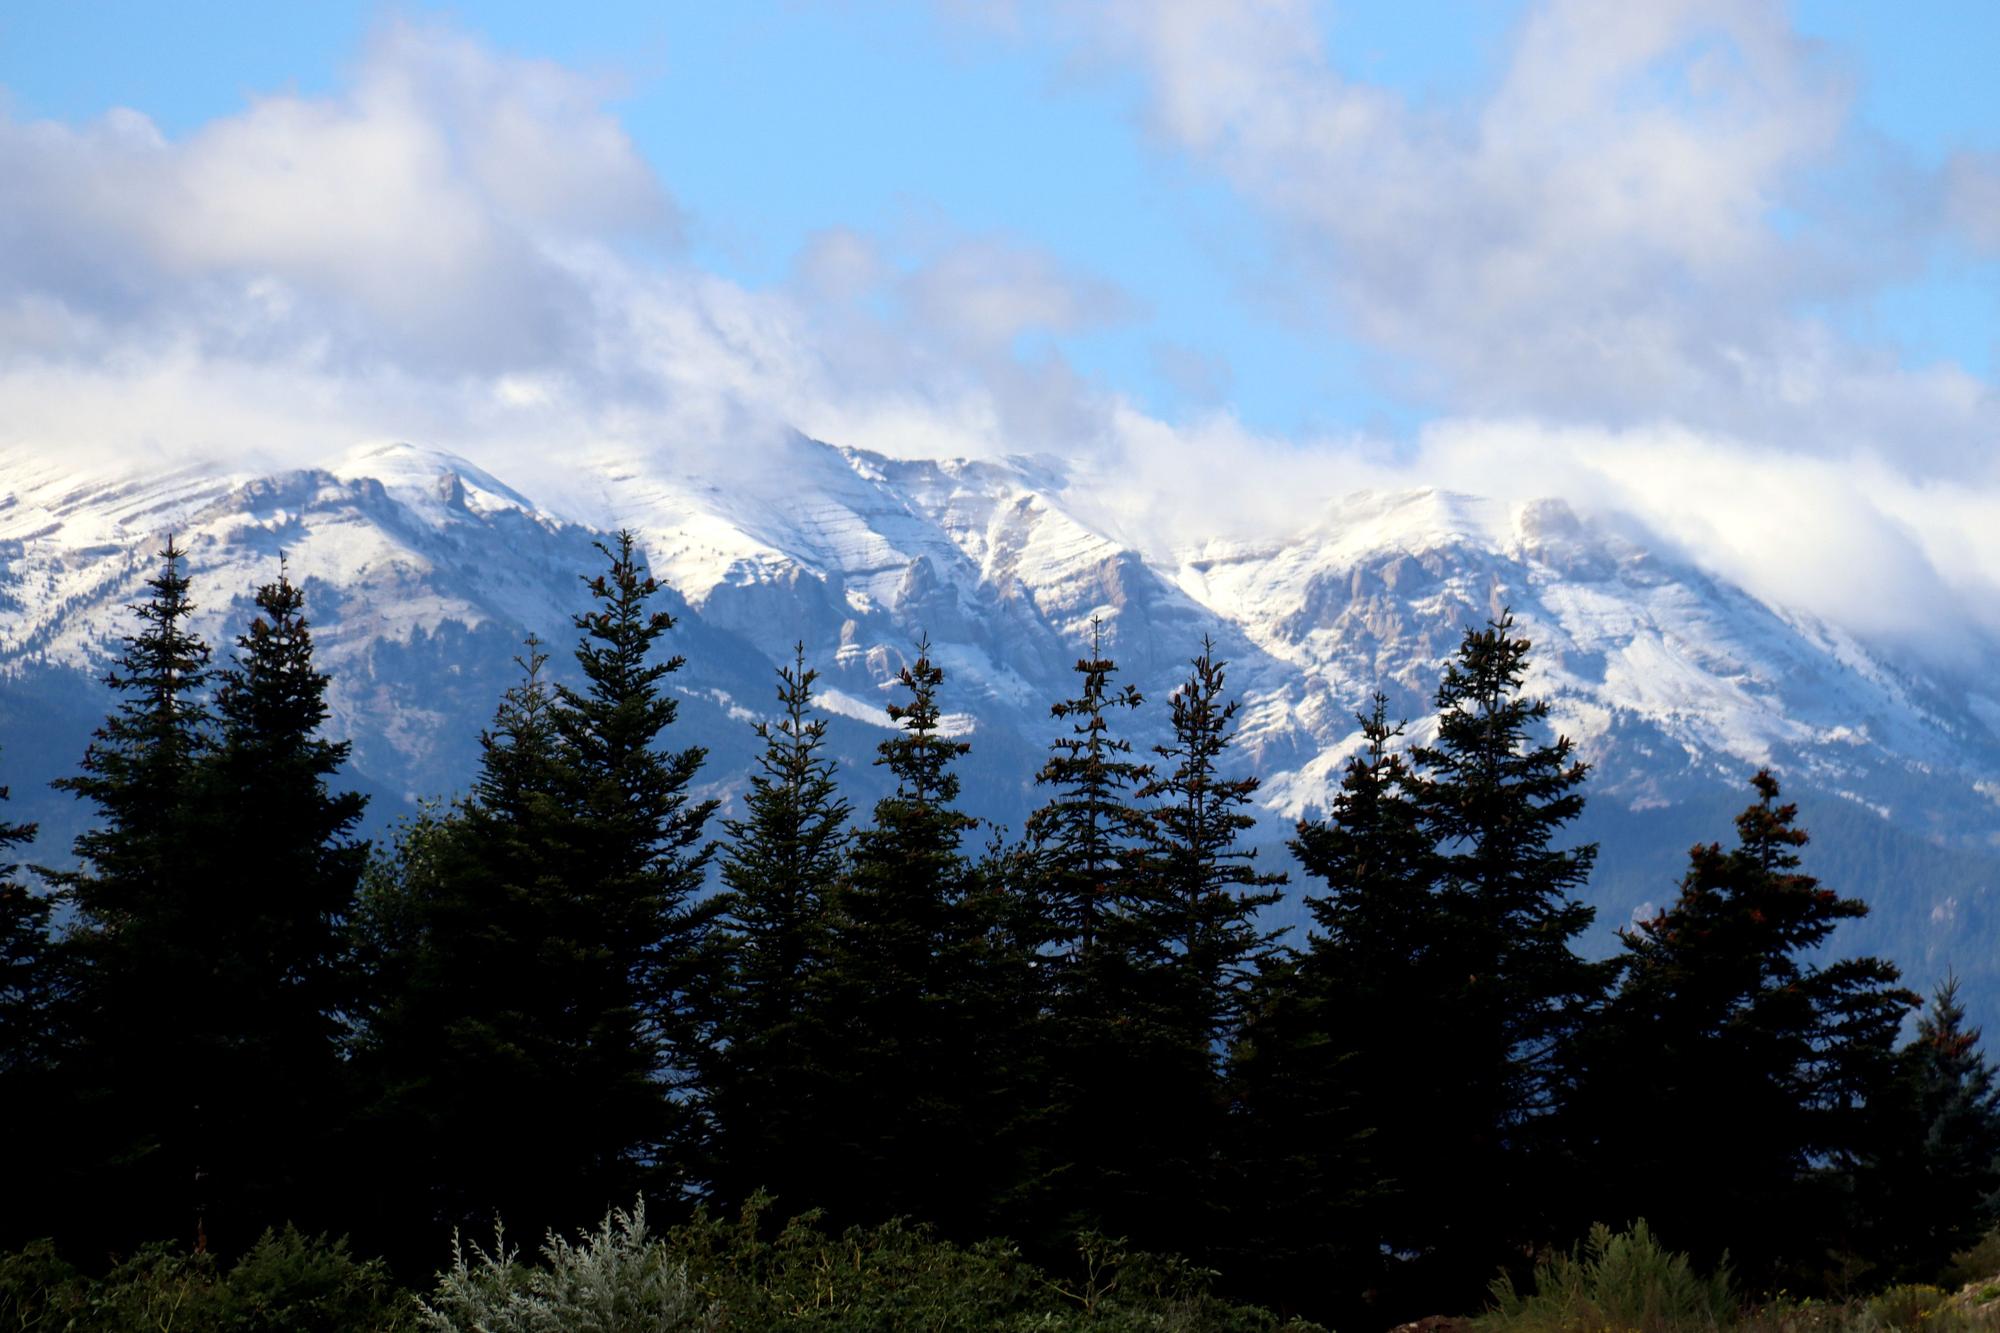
2, 533, 1998, 1332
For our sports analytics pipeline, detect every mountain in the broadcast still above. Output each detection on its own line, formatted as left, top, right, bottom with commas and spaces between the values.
5, 436, 1999, 1021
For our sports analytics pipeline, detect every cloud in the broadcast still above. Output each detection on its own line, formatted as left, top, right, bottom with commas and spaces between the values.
1013, 0, 1999, 467
0, 20, 1138, 480
5, 9, 2000, 674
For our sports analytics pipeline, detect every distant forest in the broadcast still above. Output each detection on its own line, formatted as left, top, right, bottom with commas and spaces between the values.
3, 533, 1997, 1330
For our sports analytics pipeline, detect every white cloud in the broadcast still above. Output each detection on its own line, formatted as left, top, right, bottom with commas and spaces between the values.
1019, 0, 1997, 463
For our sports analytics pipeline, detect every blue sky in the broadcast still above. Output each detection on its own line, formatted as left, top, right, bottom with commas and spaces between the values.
7, 0, 1994, 442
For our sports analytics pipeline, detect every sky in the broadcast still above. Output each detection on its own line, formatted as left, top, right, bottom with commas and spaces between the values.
3, 1, 2000, 661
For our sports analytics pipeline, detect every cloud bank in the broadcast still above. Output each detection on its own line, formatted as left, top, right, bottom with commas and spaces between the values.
3, 8, 1999, 669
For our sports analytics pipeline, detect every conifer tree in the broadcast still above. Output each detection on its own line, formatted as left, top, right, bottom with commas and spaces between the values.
1122, 639, 1284, 1262
1023, 617, 1152, 960
1405, 611, 1605, 1295
352, 638, 585, 1255
199, 561, 369, 1235
817, 636, 991, 1232
708, 645, 850, 1209
0, 753, 57, 1250
0, 753, 48, 1083
549, 530, 719, 1204
1232, 695, 1439, 1317
1854, 977, 2000, 1283
1579, 770, 1917, 1283
1015, 621, 1169, 1247
50, 537, 218, 1248
1138, 639, 1285, 1049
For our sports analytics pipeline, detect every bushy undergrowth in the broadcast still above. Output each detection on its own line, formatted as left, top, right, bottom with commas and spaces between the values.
1480, 1223, 2000, 1333
1483, 1220, 1736, 1333
421, 1196, 1325, 1332
0, 1201, 1322, 1333
0, 1225, 411, 1332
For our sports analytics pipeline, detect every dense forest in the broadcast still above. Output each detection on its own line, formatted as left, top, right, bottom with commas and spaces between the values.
4, 534, 1999, 1331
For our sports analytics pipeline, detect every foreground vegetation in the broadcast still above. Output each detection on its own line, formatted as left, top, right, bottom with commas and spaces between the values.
4, 534, 1998, 1328
20, 1212, 2000, 1332
1, 1200, 1323, 1332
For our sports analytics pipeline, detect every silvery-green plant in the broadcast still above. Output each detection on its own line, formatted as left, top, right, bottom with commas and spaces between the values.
418, 1200, 711, 1333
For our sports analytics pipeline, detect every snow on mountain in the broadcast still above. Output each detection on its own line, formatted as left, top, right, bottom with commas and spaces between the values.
4, 435, 1999, 1017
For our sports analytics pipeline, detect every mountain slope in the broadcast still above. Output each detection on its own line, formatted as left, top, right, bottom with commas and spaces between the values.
4, 436, 1997, 1017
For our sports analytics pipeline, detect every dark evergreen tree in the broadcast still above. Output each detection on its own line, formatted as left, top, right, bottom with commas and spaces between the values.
817, 636, 990, 1232
1231, 694, 1438, 1320
1123, 640, 1284, 1260
0, 751, 48, 1082
351, 637, 587, 1257
198, 561, 368, 1237
1015, 621, 1169, 1248
550, 530, 720, 1203
1405, 611, 1605, 1298
1578, 770, 1917, 1285
1854, 977, 2000, 1283
707, 645, 850, 1210
1139, 639, 1286, 1051
1022, 618, 1152, 961
0, 751, 58, 1251
49, 537, 217, 1249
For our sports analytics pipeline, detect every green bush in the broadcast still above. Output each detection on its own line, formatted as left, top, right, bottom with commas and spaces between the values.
1482, 1220, 1735, 1333
416, 1198, 1324, 1332
0, 1227, 409, 1333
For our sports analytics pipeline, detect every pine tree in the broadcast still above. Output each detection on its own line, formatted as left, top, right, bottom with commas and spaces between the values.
198, 561, 369, 1237
1580, 770, 1918, 1284
350, 638, 583, 1258
1138, 638, 1286, 1052
1405, 611, 1605, 1297
0, 750, 57, 1251
1854, 978, 2000, 1283
1015, 621, 1175, 1248
1094, 640, 1284, 1261
708, 645, 851, 1210
49, 537, 218, 1249
1022, 617, 1152, 961
1232, 694, 1440, 1318
817, 637, 989, 1231
0, 752, 48, 1083
551, 531, 719, 1203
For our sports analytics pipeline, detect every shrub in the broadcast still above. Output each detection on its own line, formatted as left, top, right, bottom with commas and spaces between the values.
1482, 1221, 1735, 1333
418, 1201, 708, 1332
418, 1198, 1324, 1332
0, 1227, 409, 1332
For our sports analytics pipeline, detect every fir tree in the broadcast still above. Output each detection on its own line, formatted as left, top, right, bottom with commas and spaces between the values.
1580, 770, 1918, 1284
49, 537, 217, 1249
817, 636, 990, 1232
0, 750, 57, 1251
1015, 621, 1165, 1249
708, 645, 851, 1210
1232, 694, 1439, 1318
1855, 977, 2000, 1283
0, 752, 47, 1082
1122, 639, 1284, 1263
199, 561, 369, 1236
551, 530, 719, 1201
1138, 638, 1286, 1050
1405, 611, 1605, 1297
1022, 617, 1152, 960
352, 638, 587, 1256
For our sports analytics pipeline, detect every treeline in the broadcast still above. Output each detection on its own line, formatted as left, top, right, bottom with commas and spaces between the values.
2, 534, 1998, 1328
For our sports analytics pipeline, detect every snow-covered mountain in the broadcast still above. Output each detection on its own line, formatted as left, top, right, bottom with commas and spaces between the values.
5, 437, 1998, 1019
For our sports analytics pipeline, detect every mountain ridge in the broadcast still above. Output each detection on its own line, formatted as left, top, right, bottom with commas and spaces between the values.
4, 435, 1998, 1020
